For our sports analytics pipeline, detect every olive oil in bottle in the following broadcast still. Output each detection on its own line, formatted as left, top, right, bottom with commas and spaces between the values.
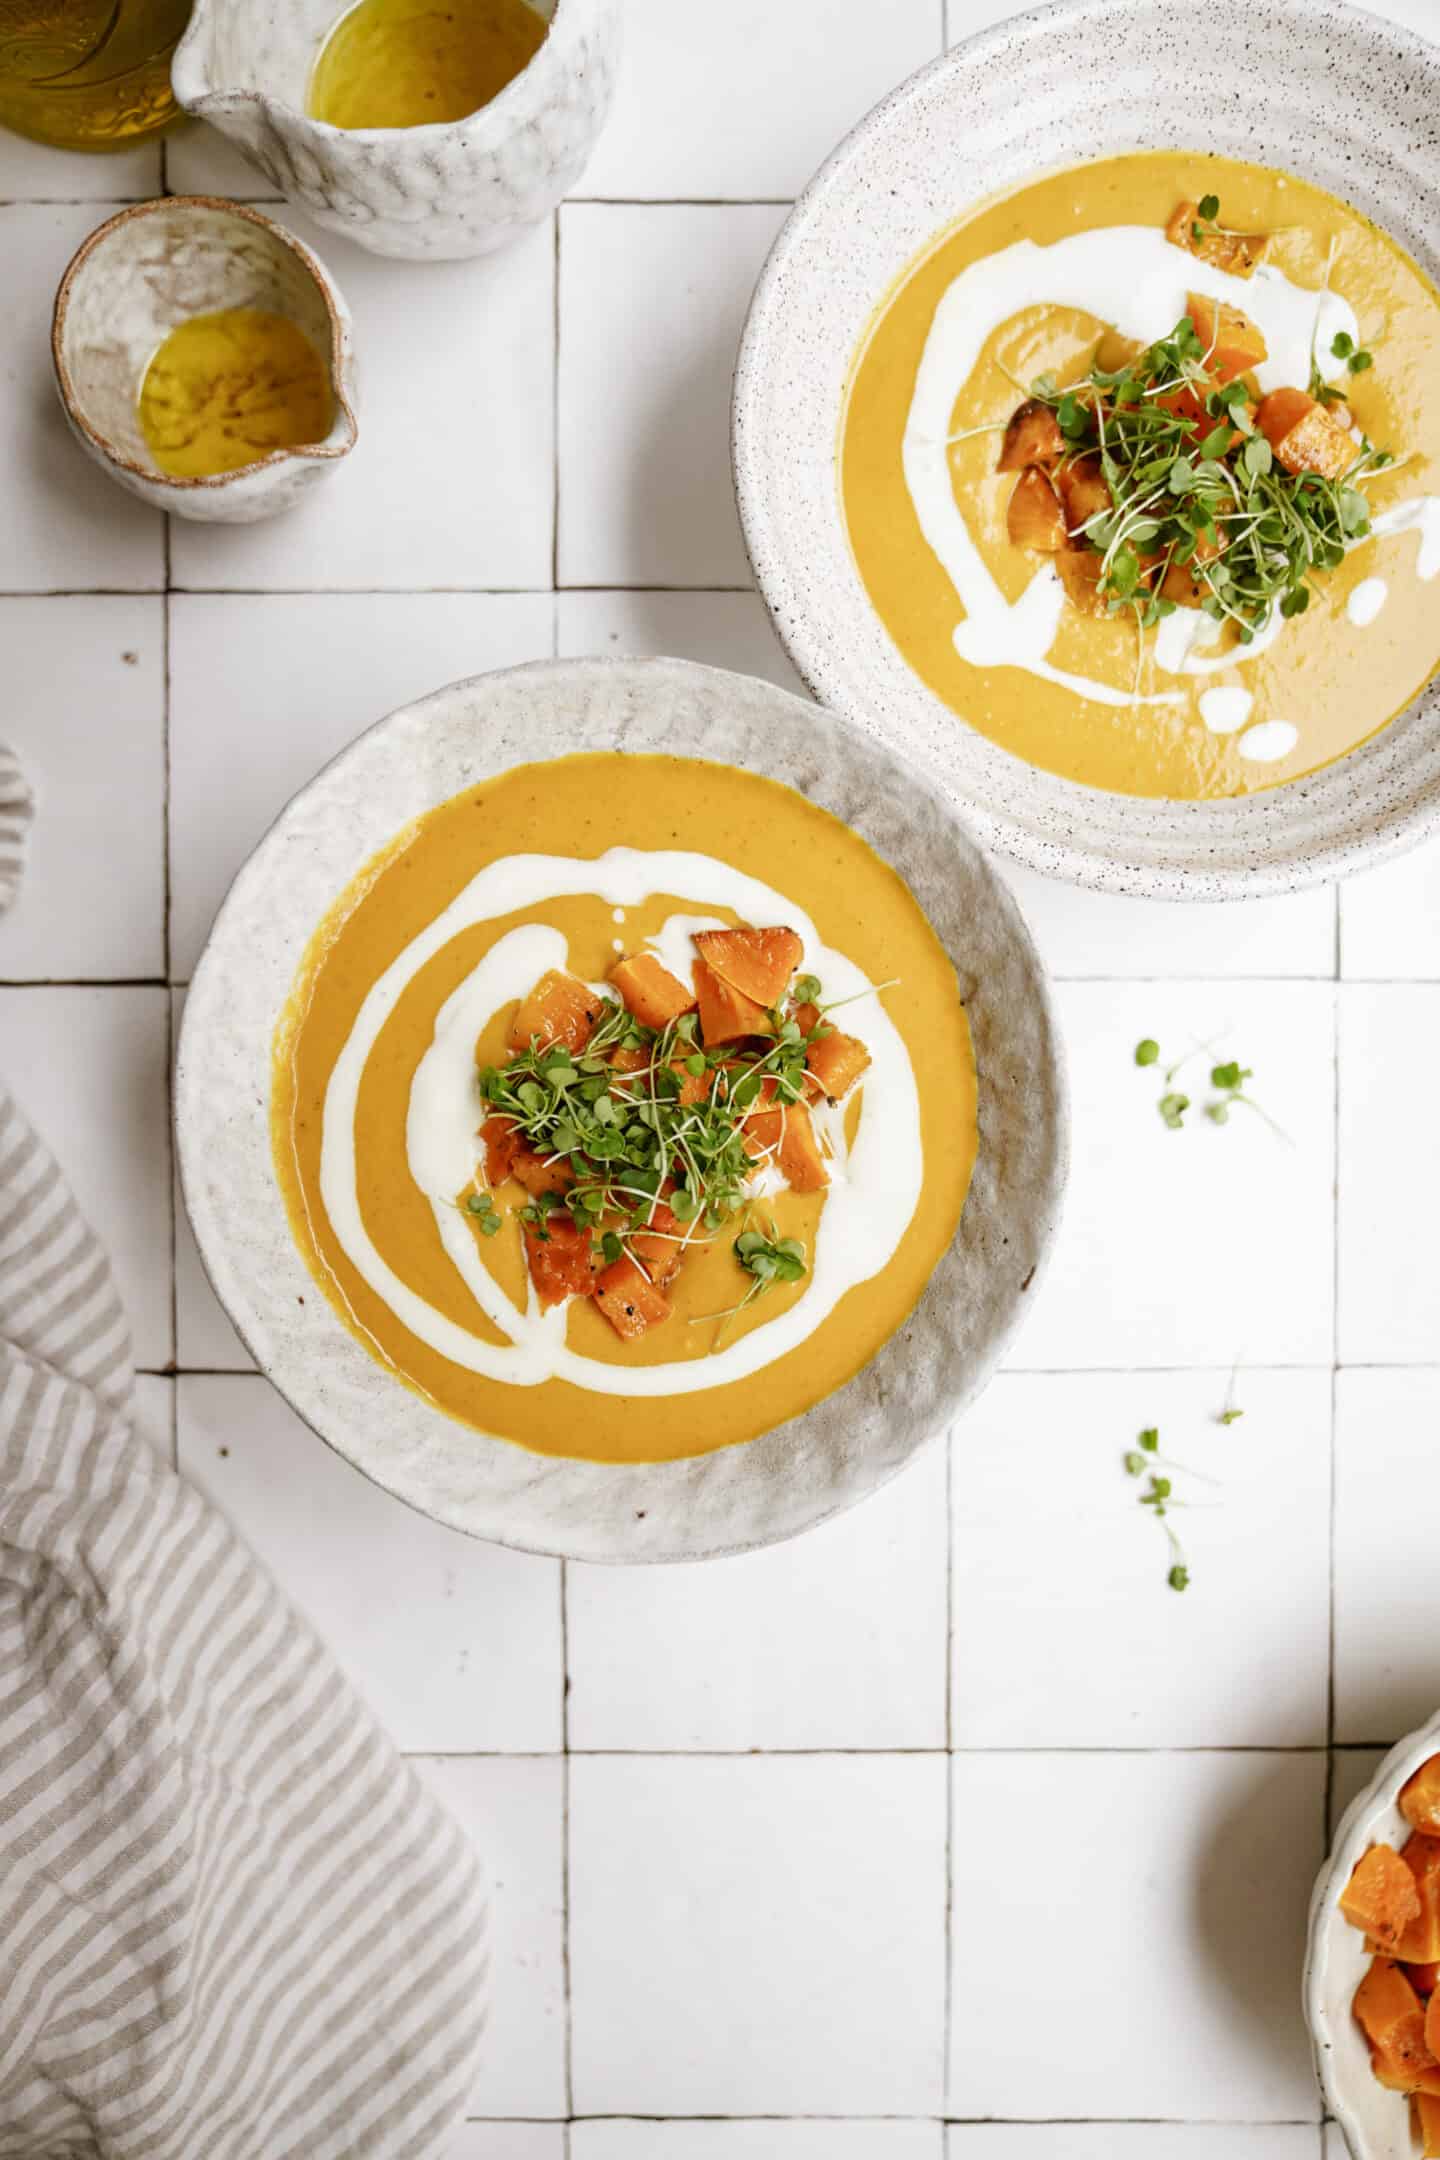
0, 0, 192, 151
308, 0, 548, 131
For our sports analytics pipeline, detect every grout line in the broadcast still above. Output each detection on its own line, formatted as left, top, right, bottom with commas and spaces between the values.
0, 977, 169, 988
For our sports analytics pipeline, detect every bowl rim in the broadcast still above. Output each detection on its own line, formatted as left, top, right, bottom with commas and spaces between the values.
731, 0, 1440, 902
50, 196, 359, 491
1304, 1710, 1440, 2160
175, 655, 1069, 1563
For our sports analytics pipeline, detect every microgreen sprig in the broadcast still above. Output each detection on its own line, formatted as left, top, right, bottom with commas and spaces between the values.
480, 973, 831, 1275
464, 1190, 503, 1238
1026, 307, 1394, 645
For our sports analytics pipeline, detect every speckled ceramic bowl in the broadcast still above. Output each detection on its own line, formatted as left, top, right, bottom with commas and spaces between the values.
733, 0, 1440, 900
1306, 1716, 1440, 2158
52, 198, 358, 523
175, 658, 1067, 1563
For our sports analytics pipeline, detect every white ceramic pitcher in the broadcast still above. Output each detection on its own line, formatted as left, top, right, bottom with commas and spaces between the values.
171, 0, 620, 261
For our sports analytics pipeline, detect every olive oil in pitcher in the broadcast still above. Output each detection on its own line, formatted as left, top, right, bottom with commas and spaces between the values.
308, 0, 549, 130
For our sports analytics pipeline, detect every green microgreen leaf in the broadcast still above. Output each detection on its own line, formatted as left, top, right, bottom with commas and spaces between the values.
1135, 1038, 1160, 1067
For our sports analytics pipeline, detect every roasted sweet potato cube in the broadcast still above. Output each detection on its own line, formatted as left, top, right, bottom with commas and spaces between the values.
1426, 1977, 1440, 2066
744, 1096, 829, 1194
628, 1202, 689, 1290
593, 1253, 671, 1340
694, 955, 770, 1046
997, 396, 1066, 473
1160, 531, 1224, 609
1402, 1759, 1440, 1837
1166, 198, 1268, 277
1371, 2045, 1440, 2095
1007, 464, 1066, 553
609, 951, 695, 1031
1056, 545, 1108, 616
1422, 2091, 1440, 2154
508, 1142, 574, 1198
481, 1114, 520, 1187
1357, 1958, 1436, 2083
806, 1027, 870, 1102
1396, 1838, 1440, 1965
1343, 1845, 1424, 1952
1055, 454, 1112, 538
1186, 292, 1268, 384
523, 1214, 596, 1310
692, 926, 802, 1009
509, 969, 604, 1055
1256, 388, 1355, 481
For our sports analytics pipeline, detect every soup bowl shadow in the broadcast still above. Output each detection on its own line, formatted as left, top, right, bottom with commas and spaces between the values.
176, 657, 1068, 1563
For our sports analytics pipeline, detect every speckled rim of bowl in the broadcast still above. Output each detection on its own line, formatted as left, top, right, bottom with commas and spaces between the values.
732, 0, 1440, 902
172, 0, 572, 145
174, 657, 1068, 1565
1305, 1713, 1440, 2159
51, 197, 358, 493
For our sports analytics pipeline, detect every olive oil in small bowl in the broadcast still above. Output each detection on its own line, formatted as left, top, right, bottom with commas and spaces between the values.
52, 199, 358, 523
309, 0, 550, 130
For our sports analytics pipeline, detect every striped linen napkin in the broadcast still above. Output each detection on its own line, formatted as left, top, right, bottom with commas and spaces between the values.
0, 1081, 489, 2157
0, 746, 33, 919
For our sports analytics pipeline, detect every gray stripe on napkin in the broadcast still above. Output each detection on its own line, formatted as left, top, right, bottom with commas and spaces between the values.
0, 1085, 488, 2158
0, 746, 33, 920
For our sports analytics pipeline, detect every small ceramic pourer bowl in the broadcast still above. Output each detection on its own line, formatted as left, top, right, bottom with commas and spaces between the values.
52, 198, 358, 524
171, 0, 621, 262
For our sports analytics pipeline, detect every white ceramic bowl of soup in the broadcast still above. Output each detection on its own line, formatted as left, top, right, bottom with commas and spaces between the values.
732, 0, 1440, 898
176, 658, 1067, 1563
1306, 1717, 1440, 2159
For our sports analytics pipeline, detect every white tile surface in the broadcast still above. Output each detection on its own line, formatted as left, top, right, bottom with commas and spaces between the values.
172, 980, 252, 1368
165, 119, 284, 201
577, 2128, 943, 2160
0, 597, 164, 979
411, 1757, 567, 2119
948, 1752, 1326, 2120
0, 205, 163, 594
170, 212, 555, 593
1334, 1367, 1440, 1746
1341, 831, 1440, 980
1017, 980, 1336, 1369
445, 2129, 564, 2160
1337, 984, 1439, 1364
168, 591, 554, 975
947, 2133, 1319, 2159
0, 129, 159, 199
570, 1754, 947, 2116
178, 1375, 564, 1752
0, 986, 172, 1366
951, 1370, 1331, 1748
575, 0, 940, 201
555, 588, 805, 693
1009, 866, 1337, 981
1330, 1750, 1387, 1839
558, 204, 786, 587
568, 1437, 947, 1751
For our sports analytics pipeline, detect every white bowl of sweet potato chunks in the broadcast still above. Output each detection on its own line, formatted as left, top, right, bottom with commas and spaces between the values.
1309, 1731, 1440, 2156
